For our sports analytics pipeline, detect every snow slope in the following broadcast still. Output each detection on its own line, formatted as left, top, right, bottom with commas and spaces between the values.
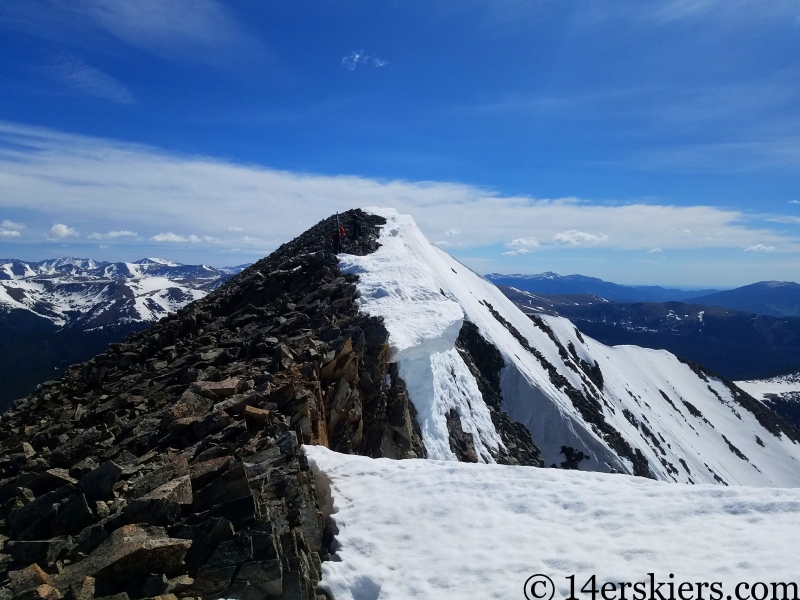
339, 209, 800, 486
307, 446, 800, 600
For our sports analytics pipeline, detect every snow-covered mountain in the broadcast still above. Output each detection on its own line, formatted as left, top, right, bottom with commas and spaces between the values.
0, 257, 249, 328
341, 209, 800, 487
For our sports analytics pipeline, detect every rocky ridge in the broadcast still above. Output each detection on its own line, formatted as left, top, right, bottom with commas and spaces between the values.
0, 210, 432, 600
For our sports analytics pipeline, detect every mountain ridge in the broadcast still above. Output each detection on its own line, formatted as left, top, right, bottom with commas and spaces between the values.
498, 285, 800, 381
488, 271, 800, 317
485, 272, 721, 303
688, 280, 800, 317
0, 258, 251, 408
0, 209, 799, 600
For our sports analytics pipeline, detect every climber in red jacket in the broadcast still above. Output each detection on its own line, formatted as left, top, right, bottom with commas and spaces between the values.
332, 224, 345, 253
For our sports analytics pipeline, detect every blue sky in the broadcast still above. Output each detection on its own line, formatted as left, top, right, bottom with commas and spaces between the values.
1, 0, 799, 286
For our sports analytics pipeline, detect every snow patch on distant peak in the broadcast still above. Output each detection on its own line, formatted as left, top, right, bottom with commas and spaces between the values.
134, 257, 182, 266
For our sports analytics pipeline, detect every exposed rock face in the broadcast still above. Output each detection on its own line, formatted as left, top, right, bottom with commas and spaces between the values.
0, 210, 428, 600
455, 321, 543, 467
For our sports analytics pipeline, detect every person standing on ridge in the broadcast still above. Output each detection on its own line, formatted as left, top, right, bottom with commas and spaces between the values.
332, 215, 345, 253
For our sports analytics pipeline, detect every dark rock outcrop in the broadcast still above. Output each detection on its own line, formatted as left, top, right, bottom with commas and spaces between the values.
0, 209, 426, 600
455, 321, 543, 467
480, 300, 652, 477
0, 209, 558, 599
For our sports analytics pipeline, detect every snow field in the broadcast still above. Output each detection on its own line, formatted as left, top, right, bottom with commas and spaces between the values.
307, 446, 800, 600
339, 209, 800, 486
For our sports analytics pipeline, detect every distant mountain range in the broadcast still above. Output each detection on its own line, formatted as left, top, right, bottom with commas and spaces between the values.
0, 257, 250, 407
690, 281, 800, 318
0, 257, 250, 328
498, 285, 800, 381
487, 272, 800, 317
485, 272, 720, 303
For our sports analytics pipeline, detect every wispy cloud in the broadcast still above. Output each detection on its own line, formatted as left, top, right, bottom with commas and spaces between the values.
151, 232, 219, 243
789, 200, 800, 205
767, 216, 800, 226
88, 229, 138, 239
444, 228, 460, 237
47, 223, 78, 240
554, 230, 609, 245
84, 0, 263, 63
503, 237, 539, 255
462, 78, 800, 175
0, 230, 20, 238
647, 248, 663, 253
227, 226, 243, 232
1, 0, 264, 67
744, 244, 776, 253
49, 56, 134, 104
341, 51, 388, 71
641, 0, 800, 24
0, 122, 798, 256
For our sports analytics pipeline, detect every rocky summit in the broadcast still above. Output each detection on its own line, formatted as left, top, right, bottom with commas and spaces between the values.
0, 209, 539, 600
5, 206, 796, 600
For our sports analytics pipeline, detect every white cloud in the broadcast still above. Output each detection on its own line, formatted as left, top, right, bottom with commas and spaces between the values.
744, 244, 776, 253
88, 229, 138, 239
151, 232, 189, 243
47, 223, 78, 240
242, 235, 271, 245
767, 216, 800, 225
647, 248, 663, 253
341, 51, 388, 71
554, 230, 609, 245
151, 232, 219, 243
503, 237, 539, 255
0, 123, 798, 256
788, 200, 800, 205
0, 219, 23, 238
228, 226, 243, 232
50, 56, 134, 105
433, 240, 452, 247
444, 228, 460, 237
